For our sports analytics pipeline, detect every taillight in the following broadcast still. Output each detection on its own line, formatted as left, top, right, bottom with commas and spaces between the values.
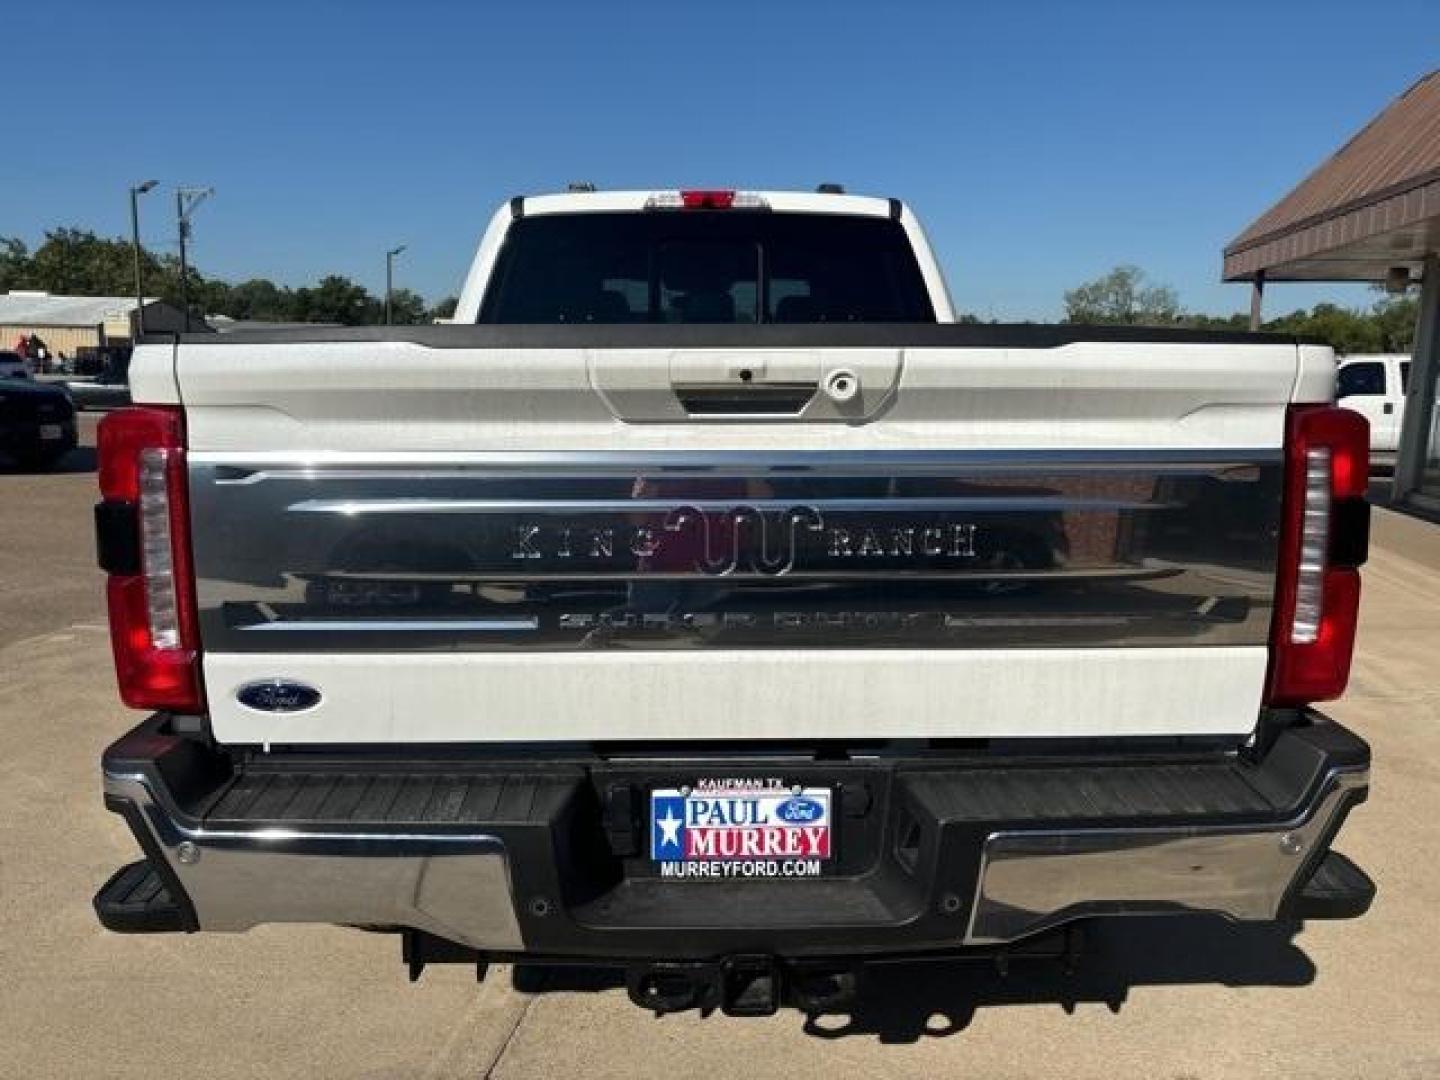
1265, 405, 1369, 706
96, 406, 203, 712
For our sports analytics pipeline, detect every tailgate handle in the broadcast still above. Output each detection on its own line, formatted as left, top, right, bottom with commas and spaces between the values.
675, 383, 816, 415
675, 367, 859, 415
588, 349, 897, 421
670, 350, 820, 416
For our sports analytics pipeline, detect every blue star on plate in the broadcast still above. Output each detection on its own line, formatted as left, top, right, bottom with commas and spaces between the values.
652, 794, 686, 859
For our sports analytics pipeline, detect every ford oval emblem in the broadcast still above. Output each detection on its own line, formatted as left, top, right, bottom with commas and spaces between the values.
236, 679, 322, 714
776, 796, 823, 824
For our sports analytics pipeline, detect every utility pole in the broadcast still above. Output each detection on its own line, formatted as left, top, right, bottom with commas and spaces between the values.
385, 245, 406, 325
129, 181, 158, 338
175, 186, 214, 332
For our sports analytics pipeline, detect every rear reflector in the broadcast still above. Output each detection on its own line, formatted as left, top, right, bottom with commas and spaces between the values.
97, 406, 203, 712
1265, 405, 1369, 706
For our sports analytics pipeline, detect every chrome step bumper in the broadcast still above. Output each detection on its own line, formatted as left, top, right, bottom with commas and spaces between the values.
102, 763, 523, 950
968, 768, 1367, 942
97, 715, 1371, 957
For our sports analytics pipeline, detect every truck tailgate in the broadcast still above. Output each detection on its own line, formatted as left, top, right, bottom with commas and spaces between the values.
150, 327, 1328, 745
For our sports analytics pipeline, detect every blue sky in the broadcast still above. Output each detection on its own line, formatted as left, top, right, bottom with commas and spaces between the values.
4, 0, 1437, 319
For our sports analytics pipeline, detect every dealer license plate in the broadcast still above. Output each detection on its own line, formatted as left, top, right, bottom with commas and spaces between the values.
650, 780, 832, 880
39, 424, 63, 440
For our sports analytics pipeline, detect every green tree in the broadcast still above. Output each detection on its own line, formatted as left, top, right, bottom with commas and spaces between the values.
7, 229, 203, 311
27, 229, 138, 296
1064, 265, 1183, 326
0, 237, 30, 290
1264, 303, 1383, 355
386, 287, 429, 325
222, 278, 297, 321
1370, 293, 1420, 352
1058, 267, 1423, 354
292, 275, 378, 325
429, 295, 459, 321
1184, 311, 1251, 332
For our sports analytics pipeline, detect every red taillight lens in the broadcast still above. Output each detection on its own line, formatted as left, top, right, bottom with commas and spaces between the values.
680, 189, 736, 209
97, 406, 203, 712
1265, 405, 1369, 706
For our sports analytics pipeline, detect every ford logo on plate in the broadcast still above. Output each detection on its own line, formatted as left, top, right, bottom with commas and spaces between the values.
776, 796, 824, 824
236, 679, 322, 714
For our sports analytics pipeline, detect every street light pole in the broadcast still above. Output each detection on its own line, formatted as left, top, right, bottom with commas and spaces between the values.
175, 186, 214, 333
129, 181, 157, 338
176, 190, 190, 332
385, 245, 406, 325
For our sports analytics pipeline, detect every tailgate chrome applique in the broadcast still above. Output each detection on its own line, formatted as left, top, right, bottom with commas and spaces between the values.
187, 449, 1283, 653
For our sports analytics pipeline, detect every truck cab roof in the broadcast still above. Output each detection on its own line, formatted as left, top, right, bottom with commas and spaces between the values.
453, 188, 956, 323
514, 189, 903, 218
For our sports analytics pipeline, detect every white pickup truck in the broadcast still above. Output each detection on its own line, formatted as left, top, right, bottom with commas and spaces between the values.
93, 188, 1374, 1016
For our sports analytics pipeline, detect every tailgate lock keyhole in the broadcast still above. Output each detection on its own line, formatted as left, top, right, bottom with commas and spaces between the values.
823, 368, 860, 404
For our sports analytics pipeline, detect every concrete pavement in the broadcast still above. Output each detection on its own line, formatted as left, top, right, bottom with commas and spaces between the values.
1, 424, 1437, 1078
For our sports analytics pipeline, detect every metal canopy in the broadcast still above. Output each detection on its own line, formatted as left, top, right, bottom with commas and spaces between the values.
1223, 72, 1440, 283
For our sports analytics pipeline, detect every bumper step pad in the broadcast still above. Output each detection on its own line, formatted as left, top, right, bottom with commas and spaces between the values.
1294, 851, 1376, 920
94, 860, 187, 934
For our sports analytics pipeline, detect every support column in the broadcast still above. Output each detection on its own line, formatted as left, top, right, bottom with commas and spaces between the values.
1392, 253, 1440, 505
1249, 271, 1266, 331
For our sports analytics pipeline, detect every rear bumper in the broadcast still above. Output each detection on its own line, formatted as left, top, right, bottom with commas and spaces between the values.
97, 714, 1372, 960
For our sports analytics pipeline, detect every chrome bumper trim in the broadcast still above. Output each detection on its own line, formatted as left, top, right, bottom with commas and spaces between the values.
105, 758, 1365, 953
104, 771, 524, 950
965, 768, 1368, 944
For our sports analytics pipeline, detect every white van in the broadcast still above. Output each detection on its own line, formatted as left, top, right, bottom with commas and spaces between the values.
1337, 354, 1409, 453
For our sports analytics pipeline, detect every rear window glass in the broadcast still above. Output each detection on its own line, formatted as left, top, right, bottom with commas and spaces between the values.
478, 211, 934, 324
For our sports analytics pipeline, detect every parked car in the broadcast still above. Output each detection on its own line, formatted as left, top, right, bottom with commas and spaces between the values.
1338, 354, 1409, 454
0, 377, 77, 469
65, 369, 132, 411
0, 350, 33, 380
92, 187, 1374, 1017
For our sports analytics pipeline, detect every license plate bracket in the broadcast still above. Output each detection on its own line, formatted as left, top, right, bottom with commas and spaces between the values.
650, 780, 833, 880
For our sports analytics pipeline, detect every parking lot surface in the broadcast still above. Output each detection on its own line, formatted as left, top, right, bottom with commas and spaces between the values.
1, 421, 1438, 1079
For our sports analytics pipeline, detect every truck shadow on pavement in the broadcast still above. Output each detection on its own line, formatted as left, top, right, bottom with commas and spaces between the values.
513, 916, 1314, 1042
798, 917, 1313, 1041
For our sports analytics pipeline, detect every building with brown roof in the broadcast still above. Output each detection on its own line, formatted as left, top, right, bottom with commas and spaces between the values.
1225, 72, 1440, 514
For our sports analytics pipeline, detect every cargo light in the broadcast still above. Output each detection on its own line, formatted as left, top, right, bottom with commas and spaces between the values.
97, 406, 203, 712
645, 190, 769, 210
1265, 405, 1369, 706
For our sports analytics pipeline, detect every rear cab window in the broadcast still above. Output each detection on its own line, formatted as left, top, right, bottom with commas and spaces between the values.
478, 211, 935, 324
